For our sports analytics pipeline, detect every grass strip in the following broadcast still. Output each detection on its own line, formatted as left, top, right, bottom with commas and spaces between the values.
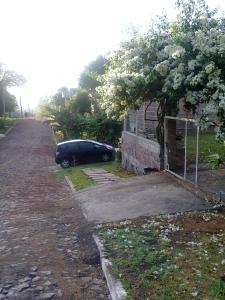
96, 208, 225, 299
57, 161, 134, 190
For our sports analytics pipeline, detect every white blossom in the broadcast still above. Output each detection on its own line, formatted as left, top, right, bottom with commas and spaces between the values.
154, 60, 170, 76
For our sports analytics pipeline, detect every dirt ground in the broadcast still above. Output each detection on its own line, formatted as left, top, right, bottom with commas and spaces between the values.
0, 119, 109, 299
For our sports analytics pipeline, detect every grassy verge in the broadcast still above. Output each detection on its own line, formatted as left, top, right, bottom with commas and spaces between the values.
57, 161, 134, 190
96, 208, 225, 300
185, 132, 225, 163
0, 128, 6, 134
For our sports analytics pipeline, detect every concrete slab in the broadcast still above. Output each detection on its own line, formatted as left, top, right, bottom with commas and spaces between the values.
82, 168, 120, 185
76, 172, 212, 224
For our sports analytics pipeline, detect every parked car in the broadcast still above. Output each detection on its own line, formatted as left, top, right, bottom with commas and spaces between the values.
55, 139, 115, 168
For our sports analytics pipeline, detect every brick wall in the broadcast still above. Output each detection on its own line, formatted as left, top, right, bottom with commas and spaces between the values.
121, 131, 161, 174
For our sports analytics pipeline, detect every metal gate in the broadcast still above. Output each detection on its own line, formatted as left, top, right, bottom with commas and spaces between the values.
164, 116, 200, 186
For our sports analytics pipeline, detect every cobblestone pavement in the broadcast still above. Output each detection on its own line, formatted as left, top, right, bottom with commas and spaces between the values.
0, 119, 109, 300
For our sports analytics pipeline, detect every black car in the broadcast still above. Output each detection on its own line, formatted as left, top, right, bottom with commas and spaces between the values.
55, 139, 115, 168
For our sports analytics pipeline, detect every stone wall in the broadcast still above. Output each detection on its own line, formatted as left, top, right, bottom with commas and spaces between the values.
121, 131, 161, 174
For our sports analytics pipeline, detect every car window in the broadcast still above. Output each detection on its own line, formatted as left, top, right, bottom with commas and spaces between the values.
68, 142, 79, 152
79, 141, 95, 151
93, 143, 101, 149
59, 144, 69, 152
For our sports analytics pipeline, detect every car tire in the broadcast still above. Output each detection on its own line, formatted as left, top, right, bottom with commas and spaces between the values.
60, 159, 71, 168
102, 153, 110, 162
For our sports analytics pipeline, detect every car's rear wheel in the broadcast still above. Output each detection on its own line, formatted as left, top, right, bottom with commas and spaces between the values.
60, 159, 71, 168
102, 153, 110, 162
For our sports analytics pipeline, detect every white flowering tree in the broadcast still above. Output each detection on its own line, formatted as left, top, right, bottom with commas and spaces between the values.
98, 0, 225, 145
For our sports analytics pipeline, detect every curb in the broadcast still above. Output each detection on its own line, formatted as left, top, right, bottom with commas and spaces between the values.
4, 125, 14, 136
0, 123, 15, 139
64, 175, 89, 223
65, 175, 76, 194
64, 175, 127, 300
93, 234, 127, 300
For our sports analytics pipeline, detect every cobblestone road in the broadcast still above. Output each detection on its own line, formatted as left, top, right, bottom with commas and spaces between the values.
0, 119, 109, 300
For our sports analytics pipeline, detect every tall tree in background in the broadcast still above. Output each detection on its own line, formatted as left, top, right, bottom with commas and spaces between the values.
52, 86, 73, 108
79, 55, 107, 112
0, 63, 26, 115
70, 90, 92, 115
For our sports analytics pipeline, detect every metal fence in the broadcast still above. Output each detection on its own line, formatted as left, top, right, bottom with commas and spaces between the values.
164, 116, 225, 201
164, 116, 199, 185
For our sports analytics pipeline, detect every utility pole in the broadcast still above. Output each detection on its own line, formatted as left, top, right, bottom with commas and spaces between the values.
20, 97, 23, 118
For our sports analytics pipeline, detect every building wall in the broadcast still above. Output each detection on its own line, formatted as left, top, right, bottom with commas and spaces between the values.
121, 131, 161, 174
122, 100, 206, 175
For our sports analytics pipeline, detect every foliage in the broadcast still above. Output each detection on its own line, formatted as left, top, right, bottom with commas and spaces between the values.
182, 131, 225, 164
54, 130, 64, 142
0, 117, 18, 134
208, 153, 225, 169
0, 64, 26, 87
97, 0, 225, 144
57, 110, 121, 145
53, 108, 87, 139
70, 89, 92, 114
79, 55, 106, 91
0, 90, 18, 113
38, 55, 122, 146
79, 55, 107, 113
37, 98, 51, 116
211, 280, 225, 300
85, 111, 122, 145
0, 62, 26, 115
52, 86, 74, 107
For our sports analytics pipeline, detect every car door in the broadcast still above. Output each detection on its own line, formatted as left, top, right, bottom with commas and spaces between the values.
79, 141, 99, 163
67, 142, 79, 162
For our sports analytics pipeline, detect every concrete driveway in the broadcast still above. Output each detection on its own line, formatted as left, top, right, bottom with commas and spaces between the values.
76, 172, 212, 223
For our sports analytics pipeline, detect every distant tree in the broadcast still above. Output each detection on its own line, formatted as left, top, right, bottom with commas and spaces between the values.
79, 55, 106, 90
0, 63, 26, 115
0, 67, 26, 87
51, 86, 70, 108
70, 89, 92, 115
4, 91, 18, 112
37, 97, 52, 117
79, 55, 107, 112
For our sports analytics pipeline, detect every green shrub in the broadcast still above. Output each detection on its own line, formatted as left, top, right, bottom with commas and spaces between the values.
211, 280, 225, 299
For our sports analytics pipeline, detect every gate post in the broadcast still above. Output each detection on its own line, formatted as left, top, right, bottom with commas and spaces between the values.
164, 117, 168, 170
195, 125, 200, 186
184, 120, 187, 179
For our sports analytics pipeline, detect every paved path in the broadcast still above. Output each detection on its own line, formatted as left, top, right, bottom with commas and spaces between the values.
77, 172, 212, 224
82, 169, 119, 184
0, 120, 109, 299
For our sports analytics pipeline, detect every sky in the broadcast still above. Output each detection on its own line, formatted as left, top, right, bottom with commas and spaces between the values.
0, 0, 224, 110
